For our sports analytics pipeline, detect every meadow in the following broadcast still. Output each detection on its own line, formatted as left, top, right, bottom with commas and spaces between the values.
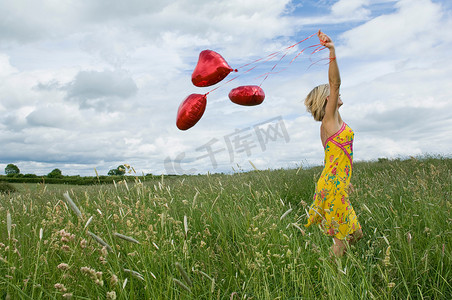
0, 157, 450, 299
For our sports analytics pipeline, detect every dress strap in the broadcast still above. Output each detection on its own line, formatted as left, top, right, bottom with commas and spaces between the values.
329, 139, 353, 168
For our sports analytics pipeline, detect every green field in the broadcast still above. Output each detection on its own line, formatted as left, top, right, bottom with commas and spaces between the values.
1, 157, 451, 299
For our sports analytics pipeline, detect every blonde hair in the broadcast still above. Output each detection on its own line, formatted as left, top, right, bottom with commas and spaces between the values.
304, 84, 329, 121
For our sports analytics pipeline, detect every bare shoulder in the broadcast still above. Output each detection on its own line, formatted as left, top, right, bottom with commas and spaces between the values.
321, 118, 342, 145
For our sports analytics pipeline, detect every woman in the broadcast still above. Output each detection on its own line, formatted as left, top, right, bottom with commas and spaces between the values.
304, 30, 363, 257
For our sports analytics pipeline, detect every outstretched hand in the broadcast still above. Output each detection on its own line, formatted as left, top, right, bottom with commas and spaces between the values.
318, 30, 334, 49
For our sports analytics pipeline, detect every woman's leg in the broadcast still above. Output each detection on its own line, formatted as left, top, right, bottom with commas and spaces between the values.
331, 237, 347, 257
349, 228, 363, 245
331, 228, 362, 257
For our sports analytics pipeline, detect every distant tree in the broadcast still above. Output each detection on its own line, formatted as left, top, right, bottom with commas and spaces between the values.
107, 165, 126, 176
117, 165, 126, 175
108, 169, 118, 176
5, 164, 20, 175
47, 168, 63, 178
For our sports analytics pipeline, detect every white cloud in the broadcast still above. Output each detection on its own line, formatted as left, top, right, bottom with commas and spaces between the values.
339, 0, 447, 58
331, 0, 371, 19
26, 104, 79, 128
65, 70, 138, 111
0, 53, 17, 77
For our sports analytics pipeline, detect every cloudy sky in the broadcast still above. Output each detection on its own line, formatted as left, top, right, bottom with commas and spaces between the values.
1, 0, 451, 176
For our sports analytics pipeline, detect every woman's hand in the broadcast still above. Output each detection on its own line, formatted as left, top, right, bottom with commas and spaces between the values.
318, 30, 335, 49
348, 183, 355, 194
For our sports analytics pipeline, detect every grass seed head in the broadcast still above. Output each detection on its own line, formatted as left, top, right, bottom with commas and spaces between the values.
123, 268, 145, 281
57, 263, 70, 271
184, 215, 189, 237
175, 262, 192, 287
291, 223, 306, 236
113, 232, 140, 244
406, 232, 412, 243
106, 291, 117, 300
87, 231, 113, 252
54, 283, 67, 292
84, 216, 93, 230
6, 211, 11, 239
152, 242, 159, 250
383, 246, 391, 266
63, 192, 82, 218
173, 278, 191, 293
110, 274, 119, 286
280, 208, 293, 220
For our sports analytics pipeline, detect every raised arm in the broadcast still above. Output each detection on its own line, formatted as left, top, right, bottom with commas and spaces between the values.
319, 30, 341, 123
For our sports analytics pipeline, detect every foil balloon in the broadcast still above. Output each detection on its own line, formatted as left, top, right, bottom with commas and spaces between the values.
229, 85, 265, 106
176, 94, 207, 130
192, 50, 234, 87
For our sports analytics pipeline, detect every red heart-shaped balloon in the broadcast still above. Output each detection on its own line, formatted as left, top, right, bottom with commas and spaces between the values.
176, 94, 207, 130
229, 85, 265, 106
192, 50, 233, 87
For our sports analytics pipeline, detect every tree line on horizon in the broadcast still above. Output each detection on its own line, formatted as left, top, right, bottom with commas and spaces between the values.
1, 163, 160, 186
3, 163, 130, 178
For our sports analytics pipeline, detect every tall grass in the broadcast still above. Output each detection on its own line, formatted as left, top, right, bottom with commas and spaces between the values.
0, 156, 450, 299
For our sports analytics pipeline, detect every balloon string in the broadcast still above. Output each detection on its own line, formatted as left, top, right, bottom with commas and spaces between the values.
205, 32, 323, 95
307, 56, 336, 70
257, 43, 325, 85
237, 51, 280, 69
236, 32, 317, 70
248, 32, 320, 87
205, 74, 241, 96
258, 47, 292, 86
205, 52, 281, 95
290, 44, 325, 64
310, 45, 326, 55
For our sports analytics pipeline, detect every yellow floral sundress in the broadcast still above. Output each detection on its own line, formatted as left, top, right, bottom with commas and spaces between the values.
305, 122, 361, 240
